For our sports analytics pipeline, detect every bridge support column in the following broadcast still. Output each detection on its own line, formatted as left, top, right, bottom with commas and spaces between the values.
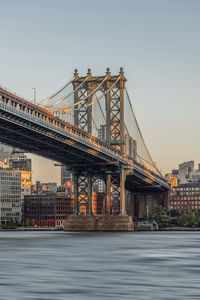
106, 172, 112, 214
73, 171, 79, 215
87, 172, 92, 216
120, 170, 126, 215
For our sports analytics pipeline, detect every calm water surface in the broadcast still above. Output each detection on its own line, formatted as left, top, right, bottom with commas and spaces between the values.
0, 231, 200, 300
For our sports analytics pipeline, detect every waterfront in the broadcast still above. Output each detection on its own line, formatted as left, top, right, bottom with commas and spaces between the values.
0, 232, 200, 299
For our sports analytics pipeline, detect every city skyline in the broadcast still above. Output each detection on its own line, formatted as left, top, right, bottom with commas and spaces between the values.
1, 0, 200, 183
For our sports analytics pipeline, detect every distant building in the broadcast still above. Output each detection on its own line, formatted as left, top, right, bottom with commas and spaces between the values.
20, 171, 32, 197
172, 169, 179, 178
23, 194, 74, 228
0, 148, 32, 196
93, 179, 105, 193
9, 153, 31, 172
32, 181, 57, 195
165, 173, 178, 189
61, 166, 72, 186
178, 161, 194, 184
168, 182, 200, 214
57, 185, 73, 197
92, 192, 105, 215
190, 171, 200, 183
169, 161, 200, 185
0, 169, 21, 225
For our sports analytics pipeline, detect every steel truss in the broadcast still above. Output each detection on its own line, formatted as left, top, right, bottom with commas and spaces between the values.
78, 173, 88, 208
110, 172, 120, 215
74, 85, 91, 131
110, 85, 121, 141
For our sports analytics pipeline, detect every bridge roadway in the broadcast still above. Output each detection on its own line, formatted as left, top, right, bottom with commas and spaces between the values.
0, 87, 169, 193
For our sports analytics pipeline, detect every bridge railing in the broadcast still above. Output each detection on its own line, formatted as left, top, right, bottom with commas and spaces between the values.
0, 94, 123, 161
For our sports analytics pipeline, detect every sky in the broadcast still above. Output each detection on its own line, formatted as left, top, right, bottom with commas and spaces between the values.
0, 0, 200, 183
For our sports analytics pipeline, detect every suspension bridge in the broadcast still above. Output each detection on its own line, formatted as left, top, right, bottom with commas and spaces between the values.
0, 68, 169, 230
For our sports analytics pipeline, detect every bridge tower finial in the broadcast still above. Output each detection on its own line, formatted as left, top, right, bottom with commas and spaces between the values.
87, 68, 92, 75
74, 69, 79, 77
106, 67, 111, 75
119, 67, 124, 74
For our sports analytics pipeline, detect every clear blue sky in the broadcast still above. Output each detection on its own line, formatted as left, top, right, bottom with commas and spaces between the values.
0, 0, 200, 182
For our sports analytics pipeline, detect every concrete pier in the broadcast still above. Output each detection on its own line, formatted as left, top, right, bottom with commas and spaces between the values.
64, 215, 134, 231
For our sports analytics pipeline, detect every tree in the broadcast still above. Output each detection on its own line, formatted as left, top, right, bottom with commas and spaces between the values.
170, 209, 180, 217
177, 212, 198, 228
2, 218, 16, 229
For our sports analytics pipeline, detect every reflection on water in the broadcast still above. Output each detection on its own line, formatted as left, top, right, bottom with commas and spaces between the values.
0, 231, 200, 299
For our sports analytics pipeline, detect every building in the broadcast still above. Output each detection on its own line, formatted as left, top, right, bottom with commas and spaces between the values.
21, 171, 32, 198
165, 173, 178, 189
93, 179, 105, 193
61, 166, 72, 186
190, 171, 200, 183
24, 194, 74, 228
0, 169, 21, 225
32, 181, 57, 195
92, 192, 105, 215
0, 148, 32, 196
9, 152, 31, 172
168, 161, 200, 185
178, 161, 194, 184
168, 182, 200, 214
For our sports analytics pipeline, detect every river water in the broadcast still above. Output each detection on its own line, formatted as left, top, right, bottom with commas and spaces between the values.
0, 231, 200, 300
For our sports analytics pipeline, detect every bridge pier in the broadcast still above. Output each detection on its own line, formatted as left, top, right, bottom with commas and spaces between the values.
65, 168, 133, 231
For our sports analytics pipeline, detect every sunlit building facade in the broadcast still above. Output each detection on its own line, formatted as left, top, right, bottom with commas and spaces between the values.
0, 169, 21, 225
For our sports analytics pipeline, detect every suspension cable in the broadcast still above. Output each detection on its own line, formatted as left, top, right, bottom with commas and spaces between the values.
125, 86, 163, 177
87, 74, 121, 108
72, 74, 109, 109
55, 74, 120, 112
38, 77, 75, 106
52, 75, 90, 107
94, 92, 106, 122
49, 73, 108, 110
124, 123, 160, 174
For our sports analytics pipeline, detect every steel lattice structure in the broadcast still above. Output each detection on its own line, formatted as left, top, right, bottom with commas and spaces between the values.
0, 68, 170, 217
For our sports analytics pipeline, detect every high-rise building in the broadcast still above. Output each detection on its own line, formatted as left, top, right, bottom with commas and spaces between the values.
0, 169, 21, 225
0, 145, 32, 225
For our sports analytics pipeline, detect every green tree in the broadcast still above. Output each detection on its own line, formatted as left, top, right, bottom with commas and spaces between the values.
177, 212, 198, 228
170, 209, 180, 217
2, 218, 16, 229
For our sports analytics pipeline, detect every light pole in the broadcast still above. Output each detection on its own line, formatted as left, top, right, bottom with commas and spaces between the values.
32, 88, 36, 105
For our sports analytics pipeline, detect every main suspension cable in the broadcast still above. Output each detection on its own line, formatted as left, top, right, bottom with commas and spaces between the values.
125, 86, 163, 177
38, 77, 75, 106
52, 75, 90, 107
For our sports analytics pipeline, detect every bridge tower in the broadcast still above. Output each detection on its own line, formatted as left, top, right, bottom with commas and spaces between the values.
72, 67, 126, 154
71, 68, 128, 217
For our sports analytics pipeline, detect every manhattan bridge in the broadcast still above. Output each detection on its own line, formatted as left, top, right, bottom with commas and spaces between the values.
0, 68, 169, 230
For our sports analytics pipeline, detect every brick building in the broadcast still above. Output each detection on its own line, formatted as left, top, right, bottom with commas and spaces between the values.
24, 194, 74, 228
168, 183, 200, 214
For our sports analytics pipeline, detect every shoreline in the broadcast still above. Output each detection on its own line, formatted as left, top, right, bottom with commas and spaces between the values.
159, 227, 200, 231
1, 227, 200, 232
